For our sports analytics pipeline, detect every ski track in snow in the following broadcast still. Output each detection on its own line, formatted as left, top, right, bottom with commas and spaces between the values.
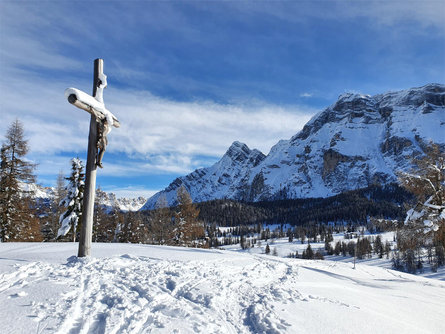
0, 254, 306, 333
1, 244, 445, 334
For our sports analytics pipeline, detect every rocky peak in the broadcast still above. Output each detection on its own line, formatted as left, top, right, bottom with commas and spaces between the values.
224, 141, 252, 161
376, 83, 445, 108
224, 141, 265, 166
333, 93, 375, 112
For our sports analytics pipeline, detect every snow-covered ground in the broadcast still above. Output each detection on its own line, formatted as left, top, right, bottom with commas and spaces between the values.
1, 243, 445, 334
223, 231, 445, 281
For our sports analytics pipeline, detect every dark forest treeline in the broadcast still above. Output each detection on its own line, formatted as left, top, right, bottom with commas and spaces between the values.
197, 183, 413, 227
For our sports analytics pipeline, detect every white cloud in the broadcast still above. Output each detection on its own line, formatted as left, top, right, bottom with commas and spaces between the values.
93, 157, 196, 177
300, 93, 313, 98
234, 1, 445, 32
106, 89, 316, 159
0, 70, 315, 180
347, 1, 445, 31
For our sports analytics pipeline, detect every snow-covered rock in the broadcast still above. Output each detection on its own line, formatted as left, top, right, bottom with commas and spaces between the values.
25, 183, 146, 212
142, 83, 445, 209
20, 182, 55, 200
98, 192, 147, 212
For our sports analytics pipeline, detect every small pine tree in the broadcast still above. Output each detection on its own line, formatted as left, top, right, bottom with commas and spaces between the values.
374, 235, 384, 258
334, 241, 342, 256
384, 240, 391, 259
403, 249, 417, 274
287, 228, 294, 242
314, 250, 324, 260
58, 158, 84, 242
272, 247, 278, 256
305, 244, 314, 259
265, 243, 270, 254
325, 239, 333, 255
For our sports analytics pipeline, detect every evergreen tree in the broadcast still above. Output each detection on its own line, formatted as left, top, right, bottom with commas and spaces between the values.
121, 211, 148, 243
314, 250, 324, 260
174, 186, 204, 247
287, 228, 294, 242
58, 158, 84, 241
302, 243, 314, 260
150, 194, 172, 245
0, 119, 41, 242
265, 243, 270, 254
334, 241, 342, 256
403, 249, 417, 274
384, 240, 391, 259
374, 235, 384, 258
325, 239, 333, 255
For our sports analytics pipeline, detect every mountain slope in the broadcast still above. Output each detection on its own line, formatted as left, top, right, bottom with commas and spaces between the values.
144, 141, 265, 208
143, 84, 445, 209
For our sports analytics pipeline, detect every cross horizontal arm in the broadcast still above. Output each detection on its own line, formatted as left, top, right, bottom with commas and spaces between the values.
65, 88, 120, 128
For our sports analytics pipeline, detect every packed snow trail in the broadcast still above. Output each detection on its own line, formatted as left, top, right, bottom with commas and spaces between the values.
1, 243, 445, 333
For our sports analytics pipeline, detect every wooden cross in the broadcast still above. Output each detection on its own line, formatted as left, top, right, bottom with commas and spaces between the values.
65, 59, 120, 257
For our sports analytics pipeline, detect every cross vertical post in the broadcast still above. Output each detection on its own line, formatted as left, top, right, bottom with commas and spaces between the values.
77, 59, 102, 257
66, 58, 119, 256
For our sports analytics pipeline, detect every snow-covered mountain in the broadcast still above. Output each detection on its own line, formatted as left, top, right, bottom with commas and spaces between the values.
97, 191, 147, 212
143, 84, 445, 209
25, 183, 146, 212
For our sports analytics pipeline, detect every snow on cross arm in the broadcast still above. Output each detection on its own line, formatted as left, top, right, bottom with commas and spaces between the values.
64, 87, 118, 132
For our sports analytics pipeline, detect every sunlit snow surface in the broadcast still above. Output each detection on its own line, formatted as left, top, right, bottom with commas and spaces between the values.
1, 243, 445, 333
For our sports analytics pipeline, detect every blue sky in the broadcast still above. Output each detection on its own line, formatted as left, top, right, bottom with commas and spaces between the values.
1, 0, 444, 198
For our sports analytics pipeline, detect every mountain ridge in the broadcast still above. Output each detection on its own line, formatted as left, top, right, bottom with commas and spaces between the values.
142, 83, 445, 210
24, 183, 147, 212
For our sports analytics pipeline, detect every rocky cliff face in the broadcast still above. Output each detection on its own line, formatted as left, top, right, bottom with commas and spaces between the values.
142, 84, 445, 210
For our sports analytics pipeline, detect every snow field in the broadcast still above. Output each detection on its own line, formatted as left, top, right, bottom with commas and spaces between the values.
224, 231, 445, 280
1, 243, 445, 333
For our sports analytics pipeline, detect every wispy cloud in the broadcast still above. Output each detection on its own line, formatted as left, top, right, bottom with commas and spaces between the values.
0, 54, 315, 181
107, 88, 315, 156
1, 0, 443, 199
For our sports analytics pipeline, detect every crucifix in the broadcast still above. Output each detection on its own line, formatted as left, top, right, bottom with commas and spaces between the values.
65, 59, 120, 257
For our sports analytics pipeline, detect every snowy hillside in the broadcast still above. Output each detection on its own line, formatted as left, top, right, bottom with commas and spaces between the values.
143, 83, 445, 209
1, 243, 444, 334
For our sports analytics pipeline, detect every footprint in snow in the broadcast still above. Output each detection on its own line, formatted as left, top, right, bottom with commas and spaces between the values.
8, 291, 27, 298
